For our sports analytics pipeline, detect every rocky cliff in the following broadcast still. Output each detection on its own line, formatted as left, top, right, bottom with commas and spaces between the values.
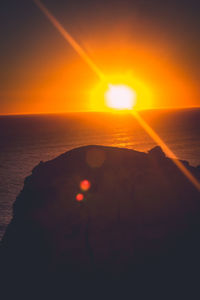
1, 145, 200, 298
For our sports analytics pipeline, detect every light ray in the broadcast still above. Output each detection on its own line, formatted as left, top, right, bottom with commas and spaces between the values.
132, 111, 200, 191
33, 0, 105, 80
33, 0, 200, 191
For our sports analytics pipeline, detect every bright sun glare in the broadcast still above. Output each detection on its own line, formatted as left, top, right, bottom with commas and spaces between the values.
105, 84, 136, 110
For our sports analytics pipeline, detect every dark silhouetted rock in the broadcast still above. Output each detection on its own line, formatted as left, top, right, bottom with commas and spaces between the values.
1, 145, 200, 298
148, 145, 165, 158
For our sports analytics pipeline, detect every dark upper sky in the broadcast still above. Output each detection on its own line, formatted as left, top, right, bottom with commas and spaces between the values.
0, 0, 200, 113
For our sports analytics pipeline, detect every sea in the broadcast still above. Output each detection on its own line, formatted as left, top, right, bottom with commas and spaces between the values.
0, 108, 200, 240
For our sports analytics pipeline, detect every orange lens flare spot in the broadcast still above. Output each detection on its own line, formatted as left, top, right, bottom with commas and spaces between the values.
76, 193, 84, 202
86, 149, 105, 168
80, 180, 91, 191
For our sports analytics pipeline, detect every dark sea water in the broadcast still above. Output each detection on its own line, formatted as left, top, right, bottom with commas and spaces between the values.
0, 108, 200, 239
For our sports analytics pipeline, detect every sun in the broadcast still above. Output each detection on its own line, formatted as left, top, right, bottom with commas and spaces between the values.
105, 84, 136, 110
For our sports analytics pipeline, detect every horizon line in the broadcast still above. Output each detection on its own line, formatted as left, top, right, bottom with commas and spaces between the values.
0, 105, 200, 117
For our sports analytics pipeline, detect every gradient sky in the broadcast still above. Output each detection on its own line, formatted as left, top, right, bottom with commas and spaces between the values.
0, 0, 199, 114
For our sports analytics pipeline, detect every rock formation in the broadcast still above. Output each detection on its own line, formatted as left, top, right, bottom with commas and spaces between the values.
1, 145, 200, 298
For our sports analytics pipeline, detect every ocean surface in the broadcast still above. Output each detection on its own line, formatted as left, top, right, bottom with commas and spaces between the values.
0, 108, 200, 239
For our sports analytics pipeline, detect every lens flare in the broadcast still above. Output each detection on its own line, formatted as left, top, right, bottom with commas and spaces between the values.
76, 193, 84, 202
86, 148, 106, 168
33, 0, 104, 80
34, 0, 200, 192
80, 180, 91, 191
132, 111, 200, 191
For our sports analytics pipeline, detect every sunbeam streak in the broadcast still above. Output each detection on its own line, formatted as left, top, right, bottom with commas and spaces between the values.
33, 0, 200, 192
133, 111, 200, 191
33, 0, 105, 80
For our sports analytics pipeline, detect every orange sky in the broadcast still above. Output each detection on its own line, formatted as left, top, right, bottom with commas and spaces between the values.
1, 1, 199, 114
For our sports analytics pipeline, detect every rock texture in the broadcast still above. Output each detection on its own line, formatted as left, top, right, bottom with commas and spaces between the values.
1, 145, 200, 298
